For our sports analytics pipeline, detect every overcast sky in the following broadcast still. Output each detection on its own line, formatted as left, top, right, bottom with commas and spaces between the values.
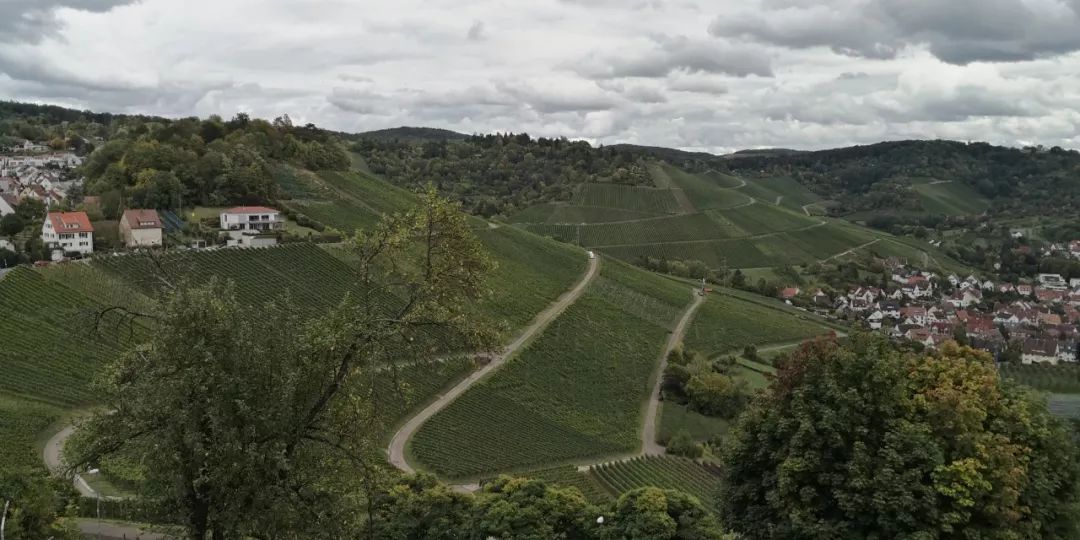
1, 0, 1079, 153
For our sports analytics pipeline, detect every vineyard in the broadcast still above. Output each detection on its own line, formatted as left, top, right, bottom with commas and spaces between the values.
410, 261, 694, 479
736, 175, 823, 210
588, 456, 724, 508
572, 183, 683, 215
472, 226, 588, 332
657, 403, 730, 445
0, 268, 139, 407
911, 180, 991, 216
93, 243, 375, 314
0, 394, 63, 472
684, 293, 833, 358
1000, 364, 1080, 394
658, 165, 751, 210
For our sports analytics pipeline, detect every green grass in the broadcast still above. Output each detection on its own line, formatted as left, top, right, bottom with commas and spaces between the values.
684, 293, 832, 358
660, 165, 751, 210
911, 180, 991, 216
588, 456, 723, 508
572, 184, 682, 215
410, 260, 693, 478
657, 403, 730, 445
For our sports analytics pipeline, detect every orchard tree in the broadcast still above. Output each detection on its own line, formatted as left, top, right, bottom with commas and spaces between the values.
72, 190, 499, 539
719, 334, 1080, 539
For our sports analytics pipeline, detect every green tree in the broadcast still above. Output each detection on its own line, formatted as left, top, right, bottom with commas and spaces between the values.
719, 335, 1080, 539
666, 430, 704, 458
13, 199, 44, 222
1, 213, 25, 237
685, 372, 747, 418
0, 470, 81, 540
73, 190, 498, 539
368, 474, 475, 539
605, 487, 725, 540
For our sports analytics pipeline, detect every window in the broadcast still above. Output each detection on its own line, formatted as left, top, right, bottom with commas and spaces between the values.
78, 233, 88, 238
79, 241, 88, 247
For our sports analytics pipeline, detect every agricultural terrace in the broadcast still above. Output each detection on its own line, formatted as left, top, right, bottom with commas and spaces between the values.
589, 456, 723, 508
683, 292, 835, 358
0, 395, 63, 473
657, 165, 751, 210
410, 259, 695, 479
277, 168, 419, 234
736, 175, 823, 211
572, 183, 683, 215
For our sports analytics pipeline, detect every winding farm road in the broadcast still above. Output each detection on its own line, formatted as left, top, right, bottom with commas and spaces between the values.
641, 292, 704, 456
387, 255, 601, 474
44, 425, 104, 499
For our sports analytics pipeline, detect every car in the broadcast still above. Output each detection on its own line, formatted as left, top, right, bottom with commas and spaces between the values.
587, 250, 596, 259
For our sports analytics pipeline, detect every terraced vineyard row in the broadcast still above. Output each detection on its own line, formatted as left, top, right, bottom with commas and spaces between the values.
0, 394, 63, 472
509, 203, 657, 224
0, 268, 138, 407
93, 243, 378, 314
658, 165, 750, 210
411, 260, 692, 479
573, 183, 683, 215
1000, 364, 1080, 394
684, 293, 833, 358
588, 456, 723, 507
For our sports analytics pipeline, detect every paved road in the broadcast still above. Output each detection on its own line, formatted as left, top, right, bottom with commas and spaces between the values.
387, 256, 602, 474
76, 519, 167, 539
43, 424, 105, 499
641, 292, 705, 456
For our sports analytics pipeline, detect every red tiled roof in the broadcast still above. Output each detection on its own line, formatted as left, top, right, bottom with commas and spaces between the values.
47, 212, 93, 233
223, 206, 279, 214
121, 209, 162, 230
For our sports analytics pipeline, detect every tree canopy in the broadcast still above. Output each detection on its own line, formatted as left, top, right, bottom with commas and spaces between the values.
719, 335, 1080, 539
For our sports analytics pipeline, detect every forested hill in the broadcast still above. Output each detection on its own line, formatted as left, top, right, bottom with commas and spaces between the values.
351, 126, 468, 142
717, 140, 1080, 220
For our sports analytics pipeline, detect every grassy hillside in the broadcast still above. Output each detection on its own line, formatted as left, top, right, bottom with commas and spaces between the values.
910, 179, 991, 215
410, 259, 694, 479
509, 164, 967, 273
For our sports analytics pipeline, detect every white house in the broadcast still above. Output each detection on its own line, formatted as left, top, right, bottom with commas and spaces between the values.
1038, 273, 1069, 291
219, 206, 284, 247
42, 211, 94, 257
119, 209, 164, 248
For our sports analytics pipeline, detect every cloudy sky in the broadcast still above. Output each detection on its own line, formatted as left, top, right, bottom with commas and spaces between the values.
2, 0, 1079, 153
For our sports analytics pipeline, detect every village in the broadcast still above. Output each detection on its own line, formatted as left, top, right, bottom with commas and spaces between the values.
783, 251, 1080, 366
0, 138, 292, 262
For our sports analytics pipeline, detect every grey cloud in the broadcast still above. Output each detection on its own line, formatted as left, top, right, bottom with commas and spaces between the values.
495, 81, 618, 114
709, 0, 1080, 64
667, 76, 728, 95
0, 0, 137, 43
466, 21, 486, 41
597, 81, 668, 103
573, 36, 773, 79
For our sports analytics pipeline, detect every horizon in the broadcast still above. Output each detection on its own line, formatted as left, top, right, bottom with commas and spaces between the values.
1, 1, 1079, 154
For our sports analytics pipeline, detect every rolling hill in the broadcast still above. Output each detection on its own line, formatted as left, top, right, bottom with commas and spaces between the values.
511, 163, 966, 273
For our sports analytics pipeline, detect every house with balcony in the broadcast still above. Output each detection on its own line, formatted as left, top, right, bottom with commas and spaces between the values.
219, 206, 284, 247
42, 211, 94, 258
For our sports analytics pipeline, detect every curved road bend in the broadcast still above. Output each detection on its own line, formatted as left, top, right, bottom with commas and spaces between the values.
641, 292, 704, 456
388, 255, 602, 473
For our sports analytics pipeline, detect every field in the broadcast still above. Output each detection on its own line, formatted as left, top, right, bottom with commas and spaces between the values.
410, 260, 694, 478
93, 243, 377, 315
658, 165, 751, 210
657, 403, 730, 445
0, 395, 63, 472
572, 183, 683, 215
588, 456, 723, 507
1000, 364, 1080, 394
911, 180, 991, 216
684, 292, 833, 357
736, 175, 823, 211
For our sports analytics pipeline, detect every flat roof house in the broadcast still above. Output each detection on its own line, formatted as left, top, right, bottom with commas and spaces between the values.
219, 206, 284, 247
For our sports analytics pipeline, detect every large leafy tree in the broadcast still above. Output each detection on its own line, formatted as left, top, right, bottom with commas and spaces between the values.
71, 191, 498, 539
719, 335, 1080, 539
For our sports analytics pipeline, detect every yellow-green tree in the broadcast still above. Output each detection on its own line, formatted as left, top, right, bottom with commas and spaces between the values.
719, 335, 1080, 539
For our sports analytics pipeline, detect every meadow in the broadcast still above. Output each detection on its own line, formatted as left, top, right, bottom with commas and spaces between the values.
409, 260, 694, 478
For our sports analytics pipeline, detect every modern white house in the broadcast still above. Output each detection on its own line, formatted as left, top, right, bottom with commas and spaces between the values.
42, 211, 94, 258
119, 209, 164, 248
219, 206, 284, 247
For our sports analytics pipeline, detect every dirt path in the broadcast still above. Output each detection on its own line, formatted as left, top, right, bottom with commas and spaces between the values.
387, 255, 601, 474
76, 519, 166, 539
641, 292, 704, 456
819, 238, 881, 263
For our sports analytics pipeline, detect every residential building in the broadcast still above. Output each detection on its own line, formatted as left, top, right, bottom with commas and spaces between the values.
41, 211, 93, 257
119, 209, 164, 248
219, 206, 284, 247
0, 193, 15, 216
1022, 339, 1059, 365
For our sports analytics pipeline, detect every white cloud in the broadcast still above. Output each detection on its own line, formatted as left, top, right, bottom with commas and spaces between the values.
0, 0, 1077, 153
